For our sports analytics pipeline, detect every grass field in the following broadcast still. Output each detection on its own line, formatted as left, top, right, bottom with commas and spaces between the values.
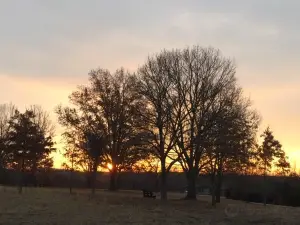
0, 186, 299, 225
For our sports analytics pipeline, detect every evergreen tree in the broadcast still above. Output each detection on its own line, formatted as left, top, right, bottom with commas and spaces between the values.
258, 127, 290, 205
8, 110, 55, 193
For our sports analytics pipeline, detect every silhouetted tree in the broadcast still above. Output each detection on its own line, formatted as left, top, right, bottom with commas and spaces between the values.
258, 127, 289, 205
84, 131, 107, 194
57, 68, 152, 191
275, 155, 290, 176
8, 109, 55, 193
61, 131, 97, 193
204, 91, 260, 206
137, 46, 258, 201
28, 105, 55, 137
167, 46, 241, 200
0, 103, 16, 170
137, 50, 184, 200
288, 161, 299, 177
26, 106, 55, 183
61, 130, 94, 173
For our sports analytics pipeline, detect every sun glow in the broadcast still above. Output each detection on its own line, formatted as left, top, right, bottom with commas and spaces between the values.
107, 163, 113, 170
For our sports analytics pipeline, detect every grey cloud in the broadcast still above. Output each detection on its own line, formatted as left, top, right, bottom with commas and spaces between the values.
0, 0, 299, 86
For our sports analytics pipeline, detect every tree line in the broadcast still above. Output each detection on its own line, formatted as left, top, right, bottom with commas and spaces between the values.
0, 46, 292, 204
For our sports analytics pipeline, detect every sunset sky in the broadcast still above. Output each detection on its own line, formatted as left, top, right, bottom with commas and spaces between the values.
0, 1, 299, 169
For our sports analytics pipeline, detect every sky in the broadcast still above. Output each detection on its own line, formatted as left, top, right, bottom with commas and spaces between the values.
0, 0, 299, 169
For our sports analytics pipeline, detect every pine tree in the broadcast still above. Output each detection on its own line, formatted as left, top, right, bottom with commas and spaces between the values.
258, 127, 290, 205
8, 110, 55, 193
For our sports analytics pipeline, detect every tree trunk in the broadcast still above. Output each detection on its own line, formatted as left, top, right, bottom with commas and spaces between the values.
18, 158, 24, 194
109, 167, 117, 191
69, 158, 74, 194
91, 159, 98, 195
263, 169, 267, 206
158, 125, 167, 200
86, 172, 92, 189
216, 162, 223, 203
211, 173, 216, 207
155, 173, 160, 192
0, 166, 6, 192
160, 159, 167, 200
69, 169, 73, 194
185, 169, 197, 200
31, 158, 38, 187
216, 173, 222, 203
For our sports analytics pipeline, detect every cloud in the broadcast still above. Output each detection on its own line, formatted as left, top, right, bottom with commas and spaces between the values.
1, 0, 299, 79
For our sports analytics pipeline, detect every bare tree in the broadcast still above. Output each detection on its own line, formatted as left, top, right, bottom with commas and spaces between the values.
57, 68, 152, 191
137, 50, 184, 200
61, 131, 95, 172
204, 91, 260, 206
0, 103, 16, 169
137, 46, 251, 200
171, 46, 240, 200
28, 105, 55, 137
60, 129, 95, 193
57, 102, 106, 193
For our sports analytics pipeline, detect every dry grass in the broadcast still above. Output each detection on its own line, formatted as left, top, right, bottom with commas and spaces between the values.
0, 186, 299, 225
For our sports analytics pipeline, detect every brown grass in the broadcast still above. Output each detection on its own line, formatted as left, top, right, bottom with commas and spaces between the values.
0, 186, 299, 225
